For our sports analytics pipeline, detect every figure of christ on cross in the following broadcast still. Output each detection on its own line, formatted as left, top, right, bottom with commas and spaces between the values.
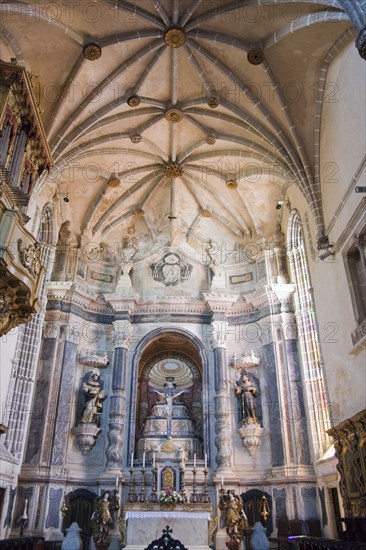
151, 379, 189, 437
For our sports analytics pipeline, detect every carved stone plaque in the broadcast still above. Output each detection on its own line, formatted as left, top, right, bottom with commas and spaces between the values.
150, 253, 192, 287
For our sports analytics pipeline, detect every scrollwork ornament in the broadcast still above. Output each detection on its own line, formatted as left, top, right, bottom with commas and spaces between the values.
17, 239, 42, 277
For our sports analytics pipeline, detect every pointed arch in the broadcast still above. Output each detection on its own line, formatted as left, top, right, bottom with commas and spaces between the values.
287, 210, 332, 458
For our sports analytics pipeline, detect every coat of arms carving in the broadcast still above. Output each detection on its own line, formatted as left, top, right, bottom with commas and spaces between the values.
150, 253, 193, 286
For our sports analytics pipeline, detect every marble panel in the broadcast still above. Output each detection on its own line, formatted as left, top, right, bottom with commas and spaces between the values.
46, 487, 62, 528
301, 486, 318, 520
24, 338, 57, 463
3, 488, 16, 528
273, 488, 287, 521
285, 339, 311, 465
51, 341, 78, 466
262, 342, 284, 466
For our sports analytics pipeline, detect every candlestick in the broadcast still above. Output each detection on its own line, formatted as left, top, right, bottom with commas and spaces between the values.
202, 467, 210, 503
131, 452, 134, 468
204, 452, 207, 469
190, 465, 198, 503
149, 466, 158, 502
139, 466, 146, 502
128, 468, 136, 502
193, 453, 196, 468
142, 452, 145, 469
152, 451, 155, 468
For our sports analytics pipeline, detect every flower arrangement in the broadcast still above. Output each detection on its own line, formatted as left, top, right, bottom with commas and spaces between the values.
158, 488, 183, 505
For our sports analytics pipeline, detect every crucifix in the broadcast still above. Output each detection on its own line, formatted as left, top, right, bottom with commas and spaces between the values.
151, 378, 188, 437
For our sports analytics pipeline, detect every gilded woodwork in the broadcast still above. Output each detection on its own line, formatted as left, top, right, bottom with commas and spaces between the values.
327, 409, 366, 517
0, 61, 50, 336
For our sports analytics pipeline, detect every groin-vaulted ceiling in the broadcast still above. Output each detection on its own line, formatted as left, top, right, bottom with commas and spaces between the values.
0, 0, 353, 253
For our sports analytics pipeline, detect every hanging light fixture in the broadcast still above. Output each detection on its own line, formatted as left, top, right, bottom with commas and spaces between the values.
260, 495, 270, 522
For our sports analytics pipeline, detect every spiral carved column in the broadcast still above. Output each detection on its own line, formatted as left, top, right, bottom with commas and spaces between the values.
105, 321, 132, 469
212, 323, 232, 469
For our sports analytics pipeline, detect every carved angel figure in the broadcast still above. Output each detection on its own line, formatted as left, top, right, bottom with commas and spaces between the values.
219, 489, 250, 542
90, 491, 113, 544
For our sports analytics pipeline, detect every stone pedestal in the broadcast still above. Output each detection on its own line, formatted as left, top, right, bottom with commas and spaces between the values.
237, 422, 264, 457
215, 527, 229, 550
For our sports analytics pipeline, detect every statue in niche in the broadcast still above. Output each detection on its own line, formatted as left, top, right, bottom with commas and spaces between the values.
90, 491, 113, 544
230, 370, 258, 424
219, 489, 250, 542
80, 368, 107, 426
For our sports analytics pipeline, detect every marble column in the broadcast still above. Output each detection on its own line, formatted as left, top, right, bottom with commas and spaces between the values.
211, 322, 232, 470
105, 321, 132, 469
272, 284, 310, 465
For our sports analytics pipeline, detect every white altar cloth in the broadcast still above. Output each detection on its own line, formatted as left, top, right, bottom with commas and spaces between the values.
125, 511, 210, 520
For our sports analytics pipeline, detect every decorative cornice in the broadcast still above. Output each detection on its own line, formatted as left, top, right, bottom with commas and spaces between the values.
225, 296, 258, 317
106, 294, 139, 314
203, 293, 238, 314
47, 283, 113, 315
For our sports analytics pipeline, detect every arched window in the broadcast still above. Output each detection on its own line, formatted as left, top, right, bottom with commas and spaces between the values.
287, 211, 331, 458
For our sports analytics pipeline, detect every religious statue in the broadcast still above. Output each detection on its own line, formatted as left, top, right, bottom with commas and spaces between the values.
80, 369, 106, 426
115, 235, 139, 292
219, 489, 250, 542
90, 491, 113, 545
121, 235, 138, 263
150, 378, 190, 437
205, 239, 226, 289
54, 220, 79, 278
231, 370, 258, 424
